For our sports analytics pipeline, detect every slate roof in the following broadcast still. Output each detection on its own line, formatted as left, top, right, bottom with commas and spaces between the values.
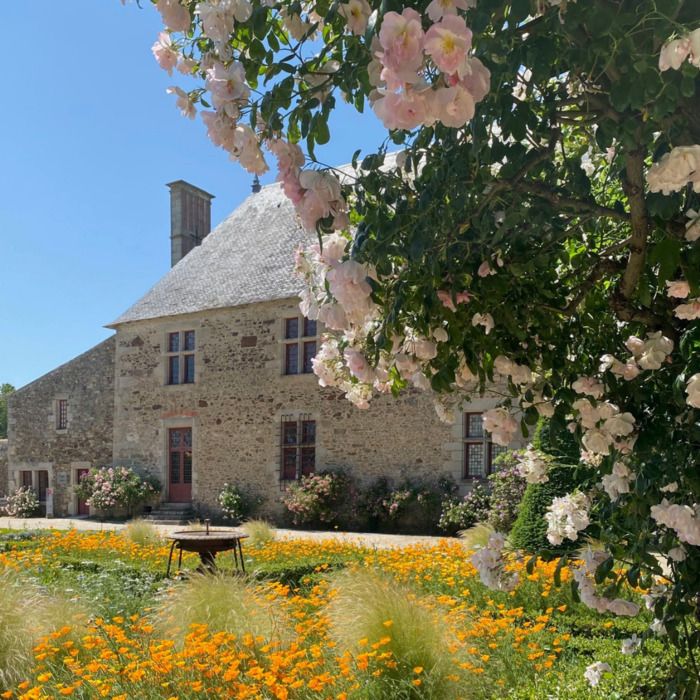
108, 182, 313, 326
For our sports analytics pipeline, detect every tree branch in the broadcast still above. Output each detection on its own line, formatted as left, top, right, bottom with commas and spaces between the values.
512, 181, 629, 222
564, 259, 624, 315
619, 147, 651, 300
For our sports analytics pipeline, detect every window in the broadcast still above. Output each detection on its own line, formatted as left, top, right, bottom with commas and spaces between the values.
463, 412, 508, 478
166, 330, 196, 385
283, 317, 317, 375
56, 399, 68, 430
20, 470, 33, 488
280, 415, 316, 482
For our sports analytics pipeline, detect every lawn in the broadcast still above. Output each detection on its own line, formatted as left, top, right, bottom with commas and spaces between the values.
0, 528, 673, 699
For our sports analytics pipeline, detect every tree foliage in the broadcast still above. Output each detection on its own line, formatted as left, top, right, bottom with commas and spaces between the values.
0, 384, 15, 439
133, 0, 700, 686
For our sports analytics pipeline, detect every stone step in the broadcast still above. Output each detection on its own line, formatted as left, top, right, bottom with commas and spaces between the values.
157, 502, 194, 510
147, 511, 193, 518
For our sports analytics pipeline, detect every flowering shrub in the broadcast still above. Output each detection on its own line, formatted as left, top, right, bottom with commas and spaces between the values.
358, 475, 454, 533
281, 471, 354, 527
4, 486, 39, 518
486, 453, 526, 533
438, 483, 490, 535
217, 483, 254, 523
74, 467, 159, 517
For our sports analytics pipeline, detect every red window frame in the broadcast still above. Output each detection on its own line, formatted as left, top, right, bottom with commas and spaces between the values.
280, 416, 316, 483
284, 317, 317, 375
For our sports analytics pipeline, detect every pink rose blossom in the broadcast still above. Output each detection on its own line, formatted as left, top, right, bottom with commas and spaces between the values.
152, 32, 179, 75
373, 90, 430, 131
472, 312, 494, 334
155, 0, 191, 32
666, 279, 690, 299
424, 15, 472, 77
432, 85, 475, 127
377, 9, 425, 84
338, 0, 371, 35
425, 0, 471, 23
166, 86, 196, 119
477, 260, 495, 277
459, 57, 491, 102
659, 37, 691, 71
674, 298, 700, 321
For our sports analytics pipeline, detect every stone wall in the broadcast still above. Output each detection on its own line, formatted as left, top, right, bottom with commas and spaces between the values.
113, 300, 515, 519
7, 337, 116, 516
0, 439, 8, 497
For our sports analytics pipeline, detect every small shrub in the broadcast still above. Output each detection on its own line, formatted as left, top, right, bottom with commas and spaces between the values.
123, 518, 161, 546
75, 466, 159, 516
154, 573, 290, 644
438, 483, 491, 535
241, 519, 276, 547
4, 486, 40, 517
218, 483, 255, 523
486, 452, 526, 532
282, 470, 355, 527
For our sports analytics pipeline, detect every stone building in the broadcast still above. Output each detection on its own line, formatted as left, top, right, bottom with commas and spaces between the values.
6, 180, 514, 518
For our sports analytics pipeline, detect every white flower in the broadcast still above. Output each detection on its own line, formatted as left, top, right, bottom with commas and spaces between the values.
471, 312, 495, 334
638, 331, 674, 370
470, 532, 519, 592
572, 376, 605, 399
646, 145, 700, 195
668, 545, 686, 562
650, 619, 667, 637
666, 279, 690, 299
603, 412, 635, 438
600, 461, 634, 501
582, 429, 612, 456
621, 634, 641, 655
661, 482, 679, 493
686, 209, 700, 242
651, 498, 700, 546
482, 408, 518, 446
686, 374, 700, 408
516, 445, 549, 484
545, 492, 589, 545
584, 661, 611, 688
674, 298, 700, 321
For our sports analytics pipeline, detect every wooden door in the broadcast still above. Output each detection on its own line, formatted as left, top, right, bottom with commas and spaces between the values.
168, 428, 192, 503
76, 469, 90, 515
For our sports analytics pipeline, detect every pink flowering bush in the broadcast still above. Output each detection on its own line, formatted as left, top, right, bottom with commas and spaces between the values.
74, 466, 159, 517
281, 471, 355, 527
4, 486, 40, 518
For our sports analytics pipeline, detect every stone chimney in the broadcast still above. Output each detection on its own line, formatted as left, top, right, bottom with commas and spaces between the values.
166, 180, 215, 267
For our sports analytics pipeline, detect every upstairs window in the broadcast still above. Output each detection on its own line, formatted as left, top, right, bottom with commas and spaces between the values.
56, 399, 68, 430
280, 414, 316, 482
463, 412, 508, 479
283, 317, 317, 375
167, 330, 196, 385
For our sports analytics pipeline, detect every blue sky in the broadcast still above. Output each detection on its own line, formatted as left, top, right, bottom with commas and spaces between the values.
1, 2, 385, 389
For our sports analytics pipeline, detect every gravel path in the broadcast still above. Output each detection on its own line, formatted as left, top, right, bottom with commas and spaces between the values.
0, 515, 450, 549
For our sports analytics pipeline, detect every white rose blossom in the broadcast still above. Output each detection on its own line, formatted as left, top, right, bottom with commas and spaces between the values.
516, 444, 549, 484
584, 661, 611, 688
545, 492, 590, 545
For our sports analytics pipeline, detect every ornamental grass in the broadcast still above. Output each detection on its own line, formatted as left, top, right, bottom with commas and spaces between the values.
327, 568, 464, 699
0, 568, 85, 691
154, 573, 292, 645
122, 518, 162, 547
241, 518, 276, 547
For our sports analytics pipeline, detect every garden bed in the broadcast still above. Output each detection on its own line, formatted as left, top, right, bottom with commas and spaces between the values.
0, 528, 674, 699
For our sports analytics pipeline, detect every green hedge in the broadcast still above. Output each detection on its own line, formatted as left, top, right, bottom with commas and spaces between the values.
509, 418, 590, 554
509, 463, 581, 554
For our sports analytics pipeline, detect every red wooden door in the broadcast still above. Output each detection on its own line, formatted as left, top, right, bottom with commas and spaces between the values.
76, 469, 90, 515
168, 428, 192, 503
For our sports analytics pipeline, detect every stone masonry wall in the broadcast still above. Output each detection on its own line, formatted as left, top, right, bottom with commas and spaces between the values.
0, 440, 8, 498
113, 300, 512, 519
7, 337, 116, 516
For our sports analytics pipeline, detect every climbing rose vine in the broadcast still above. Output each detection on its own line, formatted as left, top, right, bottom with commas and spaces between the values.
127, 0, 700, 689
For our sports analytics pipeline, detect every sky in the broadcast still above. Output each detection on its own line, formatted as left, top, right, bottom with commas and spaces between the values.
0, 2, 386, 389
